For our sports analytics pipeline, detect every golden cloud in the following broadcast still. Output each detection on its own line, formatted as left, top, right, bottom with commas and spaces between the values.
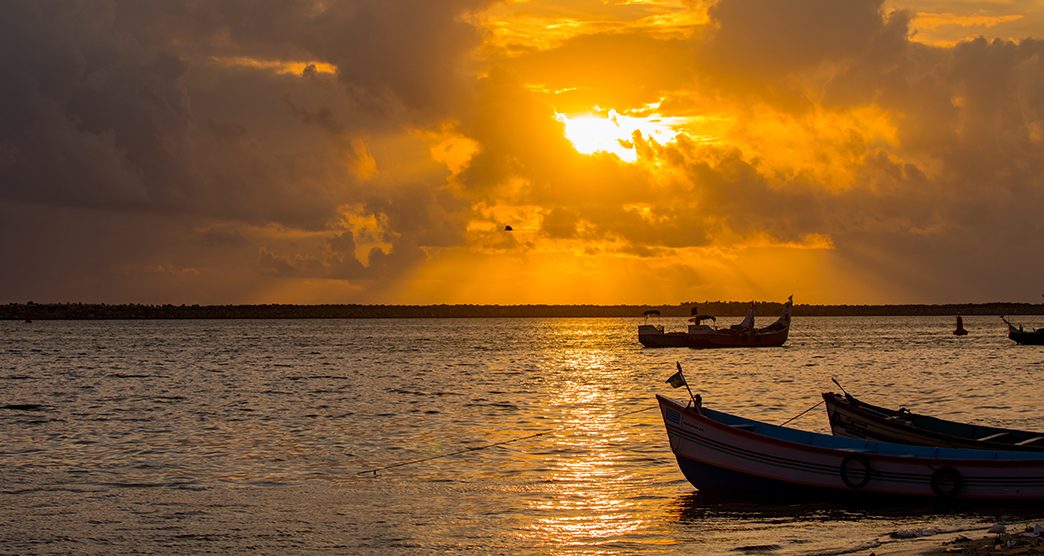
210, 56, 337, 76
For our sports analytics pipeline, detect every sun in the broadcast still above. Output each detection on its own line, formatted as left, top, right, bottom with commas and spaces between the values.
556, 109, 686, 163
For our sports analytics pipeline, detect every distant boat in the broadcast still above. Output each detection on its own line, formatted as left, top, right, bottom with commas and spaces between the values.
1001, 316, 1044, 345
823, 391, 1044, 452
657, 393, 1044, 501
638, 296, 792, 349
953, 315, 967, 336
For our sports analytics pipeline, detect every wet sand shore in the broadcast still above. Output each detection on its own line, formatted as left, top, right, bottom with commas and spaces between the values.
873, 521, 1044, 555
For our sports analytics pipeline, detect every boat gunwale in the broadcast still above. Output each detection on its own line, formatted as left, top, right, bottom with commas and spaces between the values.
822, 392, 1044, 452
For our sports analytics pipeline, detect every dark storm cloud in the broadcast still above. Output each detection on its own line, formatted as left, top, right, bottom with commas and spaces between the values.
0, 0, 493, 302
683, 1, 1044, 299
146, 0, 488, 118
703, 0, 895, 75
0, 2, 188, 209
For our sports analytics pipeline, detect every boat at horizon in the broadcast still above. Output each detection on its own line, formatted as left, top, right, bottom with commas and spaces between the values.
823, 391, 1044, 452
638, 296, 792, 349
657, 393, 1044, 501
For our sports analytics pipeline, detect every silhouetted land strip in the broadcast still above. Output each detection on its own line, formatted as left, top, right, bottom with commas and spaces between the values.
5, 302, 1044, 320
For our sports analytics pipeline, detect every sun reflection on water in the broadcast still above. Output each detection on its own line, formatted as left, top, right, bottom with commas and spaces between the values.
516, 330, 653, 550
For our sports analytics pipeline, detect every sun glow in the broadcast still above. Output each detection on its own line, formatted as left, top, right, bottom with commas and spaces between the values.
556, 109, 686, 163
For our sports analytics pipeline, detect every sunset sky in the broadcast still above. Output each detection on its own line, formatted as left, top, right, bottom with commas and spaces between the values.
1, 0, 1042, 305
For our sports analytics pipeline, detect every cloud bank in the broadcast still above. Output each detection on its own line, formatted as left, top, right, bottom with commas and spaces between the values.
1, 0, 1041, 304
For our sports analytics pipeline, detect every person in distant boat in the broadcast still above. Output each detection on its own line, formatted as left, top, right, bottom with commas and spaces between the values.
730, 301, 755, 332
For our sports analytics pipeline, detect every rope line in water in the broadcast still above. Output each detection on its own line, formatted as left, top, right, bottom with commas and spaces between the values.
619, 405, 658, 417
355, 405, 659, 476
779, 399, 824, 426
356, 431, 551, 476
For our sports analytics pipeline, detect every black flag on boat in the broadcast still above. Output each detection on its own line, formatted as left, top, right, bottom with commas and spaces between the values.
665, 370, 686, 388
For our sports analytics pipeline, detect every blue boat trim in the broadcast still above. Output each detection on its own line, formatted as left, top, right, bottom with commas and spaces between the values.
665, 408, 680, 425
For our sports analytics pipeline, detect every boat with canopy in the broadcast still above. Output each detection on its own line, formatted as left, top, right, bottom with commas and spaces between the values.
638, 296, 792, 349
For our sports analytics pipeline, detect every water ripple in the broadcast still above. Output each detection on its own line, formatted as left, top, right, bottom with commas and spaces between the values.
1, 316, 1042, 554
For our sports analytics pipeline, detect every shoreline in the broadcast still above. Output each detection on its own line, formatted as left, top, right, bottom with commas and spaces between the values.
5, 301, 1044, 320
874, 520, 1044, 555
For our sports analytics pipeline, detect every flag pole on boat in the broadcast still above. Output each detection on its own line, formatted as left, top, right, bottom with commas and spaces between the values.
666, 362, 700, 410
831, 376, 850, 398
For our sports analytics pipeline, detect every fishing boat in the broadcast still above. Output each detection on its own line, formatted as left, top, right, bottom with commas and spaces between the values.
1002, 316, 1044, 345
657, 393, 1044, 501
638, 296, 792, 349
823, 391, 1044, 452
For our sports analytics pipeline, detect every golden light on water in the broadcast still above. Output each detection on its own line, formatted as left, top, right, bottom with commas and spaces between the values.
518, 336, 650, 548
556, 109, 688, 163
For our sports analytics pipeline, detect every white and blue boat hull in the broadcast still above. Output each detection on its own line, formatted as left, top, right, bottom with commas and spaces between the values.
658, 395, 1044, 501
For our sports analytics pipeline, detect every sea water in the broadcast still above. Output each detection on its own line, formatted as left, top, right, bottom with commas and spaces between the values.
1, 316, 1042, 554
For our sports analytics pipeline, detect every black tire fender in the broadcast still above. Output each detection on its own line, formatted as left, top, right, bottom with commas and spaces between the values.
840, 453, 872, 489
930, 465, 963, 497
